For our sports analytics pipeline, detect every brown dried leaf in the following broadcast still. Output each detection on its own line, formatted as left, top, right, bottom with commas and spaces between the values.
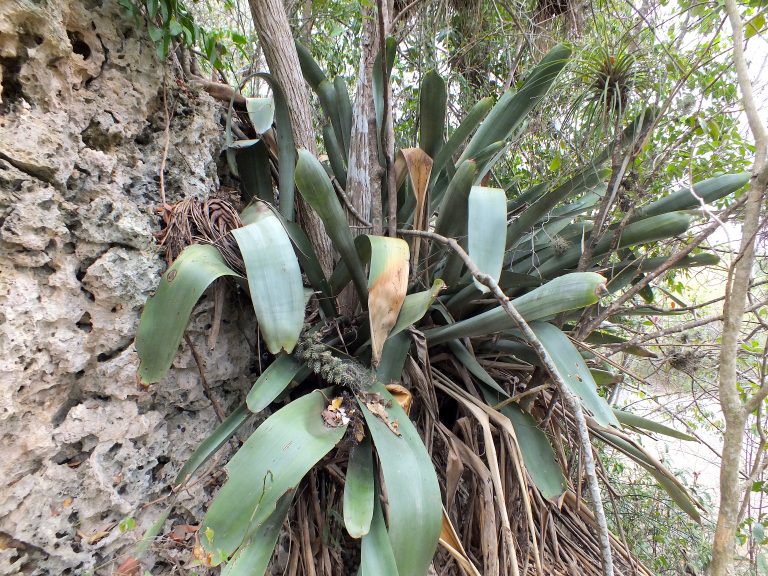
385, 383, 413, 415
439, 509, 482, 576
359, 392, 401, 436
369, 239, 409, 365
396, 148, 433, 269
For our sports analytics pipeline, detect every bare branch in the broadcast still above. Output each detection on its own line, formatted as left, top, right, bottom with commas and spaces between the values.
399, 228, 615, 576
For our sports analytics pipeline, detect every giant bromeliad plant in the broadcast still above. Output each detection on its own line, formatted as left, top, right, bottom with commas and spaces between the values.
135, 41, 748, 575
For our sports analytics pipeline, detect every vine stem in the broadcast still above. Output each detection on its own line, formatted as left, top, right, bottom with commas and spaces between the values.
398, 228, 615, 576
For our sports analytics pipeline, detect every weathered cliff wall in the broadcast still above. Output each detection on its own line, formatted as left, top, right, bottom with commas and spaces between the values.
0, 1, 252, 573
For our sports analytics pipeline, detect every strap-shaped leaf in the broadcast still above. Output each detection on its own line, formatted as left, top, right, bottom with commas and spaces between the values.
344, 435, 375, 538
468, 186, 506, 293
295, 149, 368, 301
426, 272, 606, 344
368, 236, 410, 364
418, 70, 447, 159
629, 172, 749, 222
250, 74, 296, 220
431, 160, 477, 285
220, 493, 293, 576
505, 167, 606, 249
376, 331, 412, 384
449, 341, 566, 499
529, 322, 619, 427
233, 205, 304, 354
390, 279, 445, 338
430, 97, 493, 191
359, 383, 442, 576
236, 142, 273, 205
245, 97, 275, 134
360, 482, 400, 576
458, 43, 571, 168
136, 244, 240, 384
175, 403, 250, 486
201, 390, 347, 564
535, 212, 692, 277
246, 354, 308, 414
372, 36, 397, 142
595, 429, 702, 521
334, 76, 353, 158
613, 408, 696, 441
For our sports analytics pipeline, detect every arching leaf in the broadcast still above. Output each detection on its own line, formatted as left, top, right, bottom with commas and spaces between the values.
136, 244, 240, 384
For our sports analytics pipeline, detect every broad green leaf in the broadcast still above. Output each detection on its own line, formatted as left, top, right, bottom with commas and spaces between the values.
221, 493, 293, 576
334, 76, 353, 158
505, 167, 606, 249
530, 322, 619, 427
590, 368, 622, 386
377, 331, 412, 383
390, 279, 446, 338
629, 172, 749, 222
295, 149, 368, 301
344, 436, 375, 538
236, 142, 273, 204
501, 403, 568, 499
246, 354, 308, 414
448, 340, 507, 396
136, 244, 240, 384
249, 74, 295, 220
359, 383, 442, 576
430, 97, 492, 185
360, 483, 400, 576
242, 202, 336, 317
613, 408, 696, 441
323, 124, 347, 188
584, 330, 656, 358
596, 430, 702, 522
175, 403, 251, 486
426, 272, 606, 344
295, 40, 326, 87
419, 70, 447, 159
431, 160, 476, 286
458, 43, 571, 168
233, 205, 304, 354
536, 212, 692, 277
367, 236, 410, 364
372, 36, 397, 142
468, 186, 506, 293
245, 97, 275, 134
201, 390, 347, 564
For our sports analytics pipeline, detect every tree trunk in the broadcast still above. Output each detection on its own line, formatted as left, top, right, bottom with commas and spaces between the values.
249, 0, 335, 275
710, 0, 768, 573
346, 8, 383, 236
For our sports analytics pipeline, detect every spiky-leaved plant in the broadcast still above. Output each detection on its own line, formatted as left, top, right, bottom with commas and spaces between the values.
134, 40, 748, 575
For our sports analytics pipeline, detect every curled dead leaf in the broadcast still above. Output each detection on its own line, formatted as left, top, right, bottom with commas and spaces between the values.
385, 383, 413, 415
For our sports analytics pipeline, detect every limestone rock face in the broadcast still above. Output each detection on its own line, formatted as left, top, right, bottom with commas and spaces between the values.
0, 1, 253, 573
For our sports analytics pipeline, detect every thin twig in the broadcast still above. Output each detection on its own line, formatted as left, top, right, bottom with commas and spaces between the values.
184, 333, 225, 423
329, 174, 373, 227
399, 228, 615, 576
